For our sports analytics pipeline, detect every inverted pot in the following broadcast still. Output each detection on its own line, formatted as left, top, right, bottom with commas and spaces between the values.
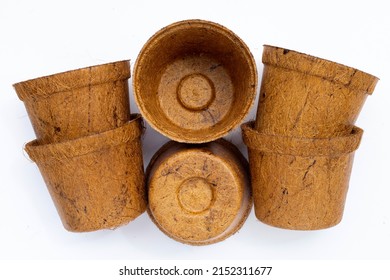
25, 114, 146, 232
146, 139, 252, 245
14, 60, 131, 144
255, 45, 378, 138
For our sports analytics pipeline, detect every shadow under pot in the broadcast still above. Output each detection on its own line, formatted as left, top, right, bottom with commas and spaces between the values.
25, 114, 146, 232
133, 19, 257, 143
146, 139, 252, 245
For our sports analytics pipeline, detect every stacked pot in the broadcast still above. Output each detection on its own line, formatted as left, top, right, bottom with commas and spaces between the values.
242, 45, 379, 230
14, 61, 146, 232
14, 19, 379, 243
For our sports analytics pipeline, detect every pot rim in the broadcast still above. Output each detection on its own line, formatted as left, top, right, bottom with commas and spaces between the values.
262, 45, 378, 94
25, 114, 143, 162
14, 60, 130, 101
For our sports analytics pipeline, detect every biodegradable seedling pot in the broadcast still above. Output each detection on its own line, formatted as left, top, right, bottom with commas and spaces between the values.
146, 139, 252, 245
14, 60, 131, 144
242, 121, 363, 230
133, 19, 257, 143
255, 45, 378, 138
25, 114, 146, 232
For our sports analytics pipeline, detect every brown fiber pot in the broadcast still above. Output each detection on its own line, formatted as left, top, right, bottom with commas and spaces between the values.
146, 139, 252, 245
133, 19, 257, 143
25, 114, 146, 232
255, 45, 378, 138
242, 122, 363, 230
14, 60, 131, 144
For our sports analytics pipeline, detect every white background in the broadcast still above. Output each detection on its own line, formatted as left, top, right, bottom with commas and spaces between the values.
0, 0, 389, 260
